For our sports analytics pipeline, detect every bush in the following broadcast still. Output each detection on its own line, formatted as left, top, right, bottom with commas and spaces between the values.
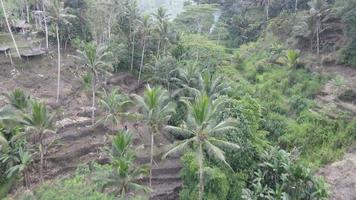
341, 40, 356, 66
17, 175, 115, 200
242, 147, 329, 200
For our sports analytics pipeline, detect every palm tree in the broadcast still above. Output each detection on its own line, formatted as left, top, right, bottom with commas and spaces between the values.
163, 93, 239, 200
98, 131, 149, 197
5, 146, 33, 189
125, 0, 139, 72
309, 0, 327, 56
3, 89, 30, 111
174, 68, 229, 100
0, 133, 8, 153
133, 85, 175, 187
0, 0, 21, 58
153, 7, 170, 57
172, 64, 201, 95
137, 15, 152, 84
47, 0, 75, 102
41, 0, 49, 49
23, 100, 55, 183
99, 89, 133, 131
185, 72, 230, 100
284, 49, 300, 68
76, 42, 112, 126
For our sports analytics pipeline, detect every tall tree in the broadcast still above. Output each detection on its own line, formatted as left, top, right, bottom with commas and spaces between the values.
309, 0, 327, 56
0, 0, 21, 58
47, 0, 74, 102
133, 85, 175, 187
137, 15, 152, 84
76, 42, 112, 126
153, 7, 170, 57
164, 93, 239, 200
42, 0, 49, 49
124, 0, 139, 72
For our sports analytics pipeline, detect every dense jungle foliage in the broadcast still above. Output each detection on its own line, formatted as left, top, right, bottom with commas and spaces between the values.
0, 0, 355, 199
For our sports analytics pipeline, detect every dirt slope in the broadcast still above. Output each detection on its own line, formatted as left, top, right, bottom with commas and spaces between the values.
0, 54, 182, 199
318, 148, 356, 200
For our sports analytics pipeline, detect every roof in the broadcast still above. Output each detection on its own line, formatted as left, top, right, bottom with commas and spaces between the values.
0, 46, 10, 52
20, 49, 46, 57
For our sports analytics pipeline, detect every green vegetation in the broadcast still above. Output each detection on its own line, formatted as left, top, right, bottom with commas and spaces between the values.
0, 0, 355, 199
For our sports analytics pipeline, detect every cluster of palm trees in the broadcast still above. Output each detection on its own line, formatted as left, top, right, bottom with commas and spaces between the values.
0, 89, 55, 188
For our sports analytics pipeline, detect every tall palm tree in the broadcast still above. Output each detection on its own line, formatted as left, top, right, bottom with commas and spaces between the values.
47, 0, 75, 102
309, 0, 327, 56
137, 15, 152, 84
99, 89, 133, 131
41, 0, 49, 49
153, 7, 169, 57
133, 85, 175, 187
23, 100, 55, 183
0, 0, 21, 58
163, 93, 239, 200
124, 0, 139, 72
76, 42, 112, 126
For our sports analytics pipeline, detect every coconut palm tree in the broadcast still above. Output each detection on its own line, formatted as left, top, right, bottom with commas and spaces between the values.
76, 42, 112, 126
99, 89, 133, 131
47, 0, 75, 102
133, 85, 176, 187
96, 131, 149, 197
284, 49, 300, 68
0, 133, 8, 153
0, 0, 21, 58
309, 0, 327, 56
3, 89, 30, 111
5, 146, 33, 189
41, 0, 49, 49
124, 0, 139, 72
184, 72, 230, 100
22, 100, 55, 183
153, 7, 170, 57
163, 93, 239, 200
137, 15, 152, 84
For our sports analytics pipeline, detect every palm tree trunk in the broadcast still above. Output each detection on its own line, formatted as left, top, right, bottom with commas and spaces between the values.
130, 31, 136, 72
198, 143, 204, 200
26, 1, 30, 23
108, 14, 112, 40
1, 0, 21, 58
56, 23, 61, 102
91, 73, 96, 126
149, 131, 154, 187
157, 38, 161, 57
39, 142, 44, 183
295, 0, 298, 11
266, 0, 270, 21
138, 38, 146, 84
316, 18, 320, 56
43, 1, 49, 49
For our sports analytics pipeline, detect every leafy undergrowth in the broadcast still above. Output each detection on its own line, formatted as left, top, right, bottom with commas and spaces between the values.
230, 41, 356, 168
